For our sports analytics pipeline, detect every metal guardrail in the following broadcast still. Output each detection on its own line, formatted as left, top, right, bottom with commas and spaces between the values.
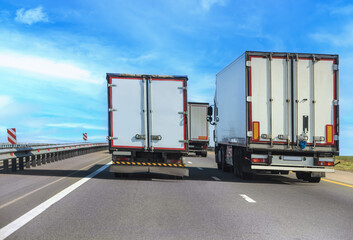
0, 143, 108, 173
0, 143, 61, 149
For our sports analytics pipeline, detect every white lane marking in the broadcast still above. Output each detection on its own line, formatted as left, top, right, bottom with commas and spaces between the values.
240, 194, 256, 203
197, 167, 203, 171
0, 156, 111, 210
0, 162, 112, 239
212, 176, 221, 181
187, 161, 192, 164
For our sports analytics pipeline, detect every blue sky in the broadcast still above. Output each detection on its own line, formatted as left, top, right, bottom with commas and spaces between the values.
0, 0, 352, 155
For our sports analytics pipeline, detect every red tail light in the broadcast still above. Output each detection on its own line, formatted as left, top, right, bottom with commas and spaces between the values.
318, 161, 334, 166
252, 158, 268, 163
116, 157, 130, 161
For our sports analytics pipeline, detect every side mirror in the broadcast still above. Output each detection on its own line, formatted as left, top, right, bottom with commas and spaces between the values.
207, 106, 213, 116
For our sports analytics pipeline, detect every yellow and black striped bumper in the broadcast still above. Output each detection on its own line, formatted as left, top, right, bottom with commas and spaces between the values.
113, 161, 186, 168
110, 161, 189, 177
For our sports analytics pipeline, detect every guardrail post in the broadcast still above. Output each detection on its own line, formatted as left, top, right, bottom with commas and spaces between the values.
54, 152, 58, 161
50, 153, 54, 162
46, 153, 51, 163
3, 159, 9, 173
32, 155, 37, 167
26, 156, 30, 168
12, 158, 17, 172
19, 157, 24, 170
37, 155, 41, 166
41, 154, 46, 164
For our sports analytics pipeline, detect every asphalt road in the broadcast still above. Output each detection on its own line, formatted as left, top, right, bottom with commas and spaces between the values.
0, 150, 352, 240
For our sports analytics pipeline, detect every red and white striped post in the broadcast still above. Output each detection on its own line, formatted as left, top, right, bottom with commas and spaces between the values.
83, 133, 87, 141
7, 128, 17, 145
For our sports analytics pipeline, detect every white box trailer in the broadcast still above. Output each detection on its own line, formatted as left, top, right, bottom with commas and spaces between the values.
210, 51, 339, 182
187, 102, 209, 157
107, 73, 189, 177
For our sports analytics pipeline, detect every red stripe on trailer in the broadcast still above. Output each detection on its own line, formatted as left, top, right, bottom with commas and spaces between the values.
7, 128, 17, 144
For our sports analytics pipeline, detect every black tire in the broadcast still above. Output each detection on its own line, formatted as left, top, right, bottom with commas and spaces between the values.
308, 177, 321, 183
237, 149, 252, 180
217, 162, 222, 170
221, 147, 231, 172
242, 172, 253, 180
201, 152, 207, 157
232, 147, 240, 177
296, 172, 305, 180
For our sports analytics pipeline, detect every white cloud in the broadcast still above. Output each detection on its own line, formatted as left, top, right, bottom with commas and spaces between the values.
201, 0, 227, 11
15, 6, 48, 25
330, 4, 353, 15
0, 95, 11, 110
310, 22, 353, 47
47, 123, 107, 131
0, 52, 100, 84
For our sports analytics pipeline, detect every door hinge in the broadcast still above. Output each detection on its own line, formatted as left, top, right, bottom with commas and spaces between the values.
108, 84, 117, 87
278, 135, 288, 140
108, 137, 118, 140
333, 100, 339, 106
178, 111, 187, 115
135, 134, 146, 140
178, 87, 187, 90
246, 61, 251, 67
334, 135, 339, 141
179, 140, 188, 143
109, 108, 117, 112
333, 64, 339, 71
151, 135, 162, 141
246, 96, 252, 102
261, 134, 272, 139
247, 131, 253, 137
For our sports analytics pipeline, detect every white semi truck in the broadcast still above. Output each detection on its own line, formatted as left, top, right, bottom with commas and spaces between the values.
107, 73, 189, 178
208, 51, 339, 182
187, 102, 209, 157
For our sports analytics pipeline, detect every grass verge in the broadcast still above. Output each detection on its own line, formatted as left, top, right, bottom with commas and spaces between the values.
335, 156, 353, 172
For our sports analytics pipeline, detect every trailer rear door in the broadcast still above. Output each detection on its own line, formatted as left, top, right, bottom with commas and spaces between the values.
108, 75, 187, 151
150, 78, 187, 151
109, 77, 146, 149
248, 54, 338, 149
188, 103, 209, 141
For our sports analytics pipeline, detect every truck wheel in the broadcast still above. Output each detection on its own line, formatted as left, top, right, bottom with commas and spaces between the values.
217, 163, 222, 170
308, 177, 321, 183
296, 172, 305, 180
201, 152, 207, 157
232, 148, 240, 177
242, 172, 253, 180
221, 148, 231, 172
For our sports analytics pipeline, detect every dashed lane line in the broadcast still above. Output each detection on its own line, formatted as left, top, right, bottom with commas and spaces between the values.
240, 194, 256, 203
0, 162, 112, 240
